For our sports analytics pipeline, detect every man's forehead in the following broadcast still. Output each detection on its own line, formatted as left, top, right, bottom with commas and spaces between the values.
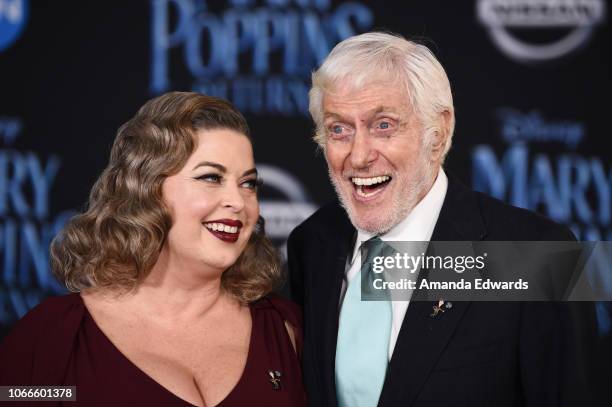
322, 83, 411, 119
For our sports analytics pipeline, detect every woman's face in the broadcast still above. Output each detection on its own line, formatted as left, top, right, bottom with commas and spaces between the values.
161, 128, 259, 276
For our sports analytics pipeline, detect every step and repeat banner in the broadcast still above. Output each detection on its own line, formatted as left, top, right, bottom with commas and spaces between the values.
1, 0, 611, 394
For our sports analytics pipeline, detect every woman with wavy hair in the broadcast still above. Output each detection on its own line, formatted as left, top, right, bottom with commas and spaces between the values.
0, 92, 306, 406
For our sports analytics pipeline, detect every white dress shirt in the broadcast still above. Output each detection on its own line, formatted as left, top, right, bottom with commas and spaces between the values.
340, 168, 448, 360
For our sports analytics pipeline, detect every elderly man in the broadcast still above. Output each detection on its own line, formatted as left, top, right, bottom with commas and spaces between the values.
288, 32, 593, 407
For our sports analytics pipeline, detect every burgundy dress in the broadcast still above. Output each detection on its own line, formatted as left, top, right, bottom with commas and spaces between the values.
0, 293, 306, 406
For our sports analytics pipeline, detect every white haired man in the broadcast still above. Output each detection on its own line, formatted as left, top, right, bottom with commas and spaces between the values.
288, 32, 594, 407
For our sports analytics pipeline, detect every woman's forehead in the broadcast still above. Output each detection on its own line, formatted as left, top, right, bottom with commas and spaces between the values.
188, 128, 254, 171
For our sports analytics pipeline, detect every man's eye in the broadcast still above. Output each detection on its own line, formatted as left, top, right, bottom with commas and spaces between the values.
328, 124, 352, 137
375, 120, 394, 130
195, 173, 222, 183
332, 125, 344, 134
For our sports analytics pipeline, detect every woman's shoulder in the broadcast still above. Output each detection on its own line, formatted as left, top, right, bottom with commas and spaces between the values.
252, 293, 302, 328
3, 293, 84, 337
251, 294, 303, 357
27, 292, 82, 315
0, 293, 86, 385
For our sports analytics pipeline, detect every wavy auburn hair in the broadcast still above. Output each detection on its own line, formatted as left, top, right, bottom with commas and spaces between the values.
50, 92, 281, 303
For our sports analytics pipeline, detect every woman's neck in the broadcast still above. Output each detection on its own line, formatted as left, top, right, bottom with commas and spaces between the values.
85, 253, 240, 325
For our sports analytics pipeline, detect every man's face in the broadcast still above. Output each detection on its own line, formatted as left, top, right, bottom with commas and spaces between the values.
322, 80, 436, 234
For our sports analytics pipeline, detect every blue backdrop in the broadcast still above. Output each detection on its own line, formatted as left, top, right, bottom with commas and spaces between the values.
1, 0, 610, 402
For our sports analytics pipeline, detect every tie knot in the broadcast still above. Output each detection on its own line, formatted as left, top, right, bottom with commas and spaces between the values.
362, 236, 387, 265
360, 236, 393, 299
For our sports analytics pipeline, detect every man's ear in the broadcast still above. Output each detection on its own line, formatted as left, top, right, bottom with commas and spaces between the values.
429, 110, 452, 163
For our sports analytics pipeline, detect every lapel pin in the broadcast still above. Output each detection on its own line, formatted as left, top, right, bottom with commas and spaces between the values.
268, 370, 282, 390
430, 299, 450, 318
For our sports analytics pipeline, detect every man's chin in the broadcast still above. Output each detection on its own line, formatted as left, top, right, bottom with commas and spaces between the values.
334, 184, 395, 233
348, 207, 396, 235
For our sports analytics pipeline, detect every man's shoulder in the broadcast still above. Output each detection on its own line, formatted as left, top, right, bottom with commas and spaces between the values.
290, 201, 350, 240
471, 189, 575, 241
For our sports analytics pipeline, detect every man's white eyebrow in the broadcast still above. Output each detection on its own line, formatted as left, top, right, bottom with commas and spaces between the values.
372, 106, 401, 115
323, 107, 401, 121
323, 112, 344, 121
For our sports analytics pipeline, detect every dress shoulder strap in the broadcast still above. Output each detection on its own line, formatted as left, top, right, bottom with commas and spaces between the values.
252, 294, 303, 358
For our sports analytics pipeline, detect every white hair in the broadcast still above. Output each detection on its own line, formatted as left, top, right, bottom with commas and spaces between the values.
309, 32, 455, 160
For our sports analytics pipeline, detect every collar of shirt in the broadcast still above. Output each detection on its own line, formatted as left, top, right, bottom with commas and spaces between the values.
348, 168, 449, 272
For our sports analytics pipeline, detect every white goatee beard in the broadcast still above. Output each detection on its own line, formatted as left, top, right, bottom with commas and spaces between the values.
328, 157, 434, 235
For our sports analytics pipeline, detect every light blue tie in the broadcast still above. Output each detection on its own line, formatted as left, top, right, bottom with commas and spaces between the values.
336, 237, 392, 407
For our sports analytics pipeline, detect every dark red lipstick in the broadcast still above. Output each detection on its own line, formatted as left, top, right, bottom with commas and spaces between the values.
203, 219, 244, 243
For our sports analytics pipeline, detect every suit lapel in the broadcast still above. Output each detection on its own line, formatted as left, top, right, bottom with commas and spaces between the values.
378, 175, 487, 407
311, 204, 355, 407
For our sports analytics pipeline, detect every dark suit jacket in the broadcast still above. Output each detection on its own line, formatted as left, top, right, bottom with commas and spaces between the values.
288, 175, 596, 407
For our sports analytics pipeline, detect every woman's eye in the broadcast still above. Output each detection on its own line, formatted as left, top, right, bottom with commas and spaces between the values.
196, 173, 222, 183
242, 178, 262, 191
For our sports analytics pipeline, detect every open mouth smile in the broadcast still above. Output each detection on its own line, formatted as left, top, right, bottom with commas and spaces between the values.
203, 219, 243, 243
351, 175, 392, 200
